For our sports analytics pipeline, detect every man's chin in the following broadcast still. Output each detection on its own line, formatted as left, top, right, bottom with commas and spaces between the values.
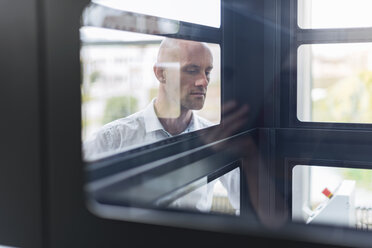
181, 98, 205, 111
184, 103, 204, 111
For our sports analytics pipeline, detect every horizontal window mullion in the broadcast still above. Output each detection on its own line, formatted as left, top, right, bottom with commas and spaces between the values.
296, 28, 372, 45
83, 2, 221, 43
171, 22, 221, 44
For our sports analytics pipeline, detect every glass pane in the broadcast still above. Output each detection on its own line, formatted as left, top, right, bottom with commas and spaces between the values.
93, 0, 221, 28
297, 43, 372, 123
167, 168, 240, 215
298, 0, 372, 29
81, 28, 221, 160
293, 165, 372, 230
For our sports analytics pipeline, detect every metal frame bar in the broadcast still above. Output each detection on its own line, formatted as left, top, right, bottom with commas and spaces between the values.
87, 128, 257, 207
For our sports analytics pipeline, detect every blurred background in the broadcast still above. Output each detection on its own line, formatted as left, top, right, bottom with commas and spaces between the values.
297, 0, 372, 123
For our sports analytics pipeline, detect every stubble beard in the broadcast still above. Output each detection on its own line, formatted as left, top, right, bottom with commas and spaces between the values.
181, 96, 206, 111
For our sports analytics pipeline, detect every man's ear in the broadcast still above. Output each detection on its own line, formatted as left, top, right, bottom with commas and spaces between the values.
153, 64, 166, 84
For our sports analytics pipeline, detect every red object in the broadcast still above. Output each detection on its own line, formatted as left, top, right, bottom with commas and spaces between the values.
322, 188, 333, 198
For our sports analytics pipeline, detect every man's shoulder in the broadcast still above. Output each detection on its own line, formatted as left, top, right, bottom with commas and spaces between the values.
84, 111, 147, 160
99, 110, 145, 134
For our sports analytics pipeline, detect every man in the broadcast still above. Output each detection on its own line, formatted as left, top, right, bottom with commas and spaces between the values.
84, 38, 215, 159
84, 38, 239, 213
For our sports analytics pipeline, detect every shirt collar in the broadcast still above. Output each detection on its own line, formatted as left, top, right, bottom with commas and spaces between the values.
143, 98, 199, 135
190, 113, 202, 131
143, 99, 165, 133
183, 113, 199, 133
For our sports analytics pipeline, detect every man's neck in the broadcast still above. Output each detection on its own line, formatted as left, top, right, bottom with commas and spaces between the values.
154, 99, 193, 135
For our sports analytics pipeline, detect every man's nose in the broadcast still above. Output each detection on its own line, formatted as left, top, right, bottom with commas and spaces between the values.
195, 75, 209, 87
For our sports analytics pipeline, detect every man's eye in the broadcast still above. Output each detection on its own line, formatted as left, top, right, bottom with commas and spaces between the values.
186, 69, 198, 74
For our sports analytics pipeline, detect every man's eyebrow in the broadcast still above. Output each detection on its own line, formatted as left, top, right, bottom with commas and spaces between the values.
183, 64, 200, 69
183, 64, 213, 70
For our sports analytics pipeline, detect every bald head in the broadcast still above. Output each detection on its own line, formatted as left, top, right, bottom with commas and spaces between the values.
154, 38, 214, 116
156, 38, 212, 64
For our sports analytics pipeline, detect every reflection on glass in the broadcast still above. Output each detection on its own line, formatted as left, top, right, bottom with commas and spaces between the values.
81, 28, 221, 160
298, 0, 372, 29
166, 168, 240, 215
83, 3, 180, 35
297, 43, 372, 123
293, 165, 372, 230
92, 0, 221, 28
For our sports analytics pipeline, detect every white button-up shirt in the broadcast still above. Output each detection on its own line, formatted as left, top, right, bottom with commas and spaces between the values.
84, 99, 213, 160
84, 99, 239, 213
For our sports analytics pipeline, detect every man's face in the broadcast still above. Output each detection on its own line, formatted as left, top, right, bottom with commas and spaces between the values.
178, 43, 213, 111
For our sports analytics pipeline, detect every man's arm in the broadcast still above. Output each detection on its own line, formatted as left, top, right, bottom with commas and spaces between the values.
218, 168, 241, 214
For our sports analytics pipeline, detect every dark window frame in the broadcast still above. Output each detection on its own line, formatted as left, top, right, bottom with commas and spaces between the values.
287, 0, 372, 130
